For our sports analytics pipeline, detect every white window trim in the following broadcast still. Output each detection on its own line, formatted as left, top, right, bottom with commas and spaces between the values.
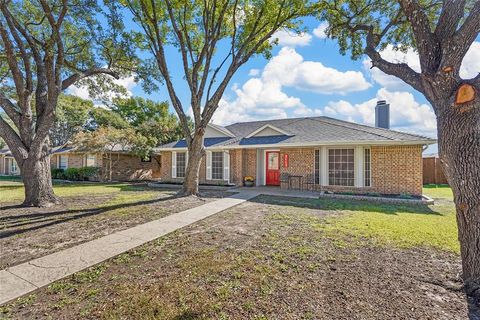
206, 150, 230, 182
172, 151, 188, 179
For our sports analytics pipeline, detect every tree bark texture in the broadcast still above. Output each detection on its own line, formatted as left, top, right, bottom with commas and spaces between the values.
20, 142, 59, 207
179, 132, 205, 196
437, 99, 480, 319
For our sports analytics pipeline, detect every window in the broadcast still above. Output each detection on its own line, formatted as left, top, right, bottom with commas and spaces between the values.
211, 152, 224, 180
59, 155, 68, 169
86, 154, 96, 167
10, 159, 17, 174
328, 149, 354, 186
364, 148, 371, 187
314, 149, 320, 184
176, 152, 186, 178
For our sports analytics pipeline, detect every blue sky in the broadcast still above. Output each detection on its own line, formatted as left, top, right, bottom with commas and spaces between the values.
69, 16, 480, 155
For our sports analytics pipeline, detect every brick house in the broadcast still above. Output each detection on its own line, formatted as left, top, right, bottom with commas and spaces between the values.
50, 146, 161, 181
156, 110, 435, 196
0, 149, 20, 176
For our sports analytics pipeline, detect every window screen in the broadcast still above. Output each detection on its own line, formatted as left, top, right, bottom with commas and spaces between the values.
211, 152, 224, 180
176, 152, 186, 178
328, 149, 354, 186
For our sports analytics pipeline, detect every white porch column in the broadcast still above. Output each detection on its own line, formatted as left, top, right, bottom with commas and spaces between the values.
320, 146, 328, 186
355, 146, 364, 187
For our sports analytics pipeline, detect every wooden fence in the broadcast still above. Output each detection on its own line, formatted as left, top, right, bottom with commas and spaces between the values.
423, 157, 448, 185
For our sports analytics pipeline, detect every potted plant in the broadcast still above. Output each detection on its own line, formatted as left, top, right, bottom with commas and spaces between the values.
244, 176, 255, 187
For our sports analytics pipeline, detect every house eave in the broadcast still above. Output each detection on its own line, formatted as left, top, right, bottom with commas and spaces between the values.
155, 139, 436, 152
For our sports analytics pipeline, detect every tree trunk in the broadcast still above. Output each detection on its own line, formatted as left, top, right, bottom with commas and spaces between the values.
180, 133, 205, 196
436, 99, 480, 319
21, 149, 60, 207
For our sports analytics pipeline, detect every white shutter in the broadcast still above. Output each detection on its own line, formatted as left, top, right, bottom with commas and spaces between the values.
223, 151, 230, 183
171, 151, 177, 178
206, 151, 212, 180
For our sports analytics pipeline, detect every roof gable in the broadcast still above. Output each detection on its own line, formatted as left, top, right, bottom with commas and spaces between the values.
204, 123, 235, 138
245, 124, 291, 138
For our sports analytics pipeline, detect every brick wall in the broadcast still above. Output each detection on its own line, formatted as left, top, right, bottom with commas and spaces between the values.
50, 152, 160, 181
158, 145, 423, 195
100, 153, 161, 181
371, 145, 423, 195
229, 149, 243, 185
242, 149, 257, 179
158, 151, 229, 185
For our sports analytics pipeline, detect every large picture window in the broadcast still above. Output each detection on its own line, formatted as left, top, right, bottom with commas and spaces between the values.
364, 149, 371, 187
176, 152, 186, 178
211, 151, 224, 180
328, 149, 354, 186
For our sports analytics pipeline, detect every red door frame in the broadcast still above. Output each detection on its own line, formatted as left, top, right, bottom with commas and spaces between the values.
265, 151, 280, 186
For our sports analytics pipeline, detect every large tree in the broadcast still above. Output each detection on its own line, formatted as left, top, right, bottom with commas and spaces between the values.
50, 94, 94, 147
0, 0, 136, 206
322, 0, 480, 317
124, 0, 317, 195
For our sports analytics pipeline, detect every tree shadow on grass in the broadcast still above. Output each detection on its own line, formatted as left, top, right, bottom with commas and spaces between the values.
0, 195, 176, 239
248, 194, 443, 216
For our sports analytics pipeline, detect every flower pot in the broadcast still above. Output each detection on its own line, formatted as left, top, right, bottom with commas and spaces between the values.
244, 180, 254, 187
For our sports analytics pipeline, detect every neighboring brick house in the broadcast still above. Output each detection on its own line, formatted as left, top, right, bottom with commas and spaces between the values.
156, 112, 435, 196
51, 146, 161, 181
0, 149, 20, 176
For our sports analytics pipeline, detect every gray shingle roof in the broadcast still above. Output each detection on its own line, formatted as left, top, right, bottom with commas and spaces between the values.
157, 116, 436, 149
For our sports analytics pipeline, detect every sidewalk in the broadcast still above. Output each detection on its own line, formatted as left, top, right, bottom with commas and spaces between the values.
0, 191, 257, 305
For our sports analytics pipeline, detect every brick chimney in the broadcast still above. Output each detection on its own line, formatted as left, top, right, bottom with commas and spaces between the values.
375, 100, 390, 129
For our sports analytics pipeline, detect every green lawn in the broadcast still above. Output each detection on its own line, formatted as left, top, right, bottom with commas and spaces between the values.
323, 185, 458, 253
258, 185, 459, 254
423, 184, 453, 200
0, 177, 142, 203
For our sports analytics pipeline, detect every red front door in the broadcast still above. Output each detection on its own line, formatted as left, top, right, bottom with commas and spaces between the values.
266, 151, 280, 186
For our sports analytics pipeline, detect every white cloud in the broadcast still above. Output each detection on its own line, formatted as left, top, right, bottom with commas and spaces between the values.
213, 47, 370, 125
365, 41, 480, 90
325, 88, 437, 137
263, 47, 371, 94
461, 41, 480, 79
67, 75, 137, 102
271, 30, 312, 47
248, 69, 260, 77
313, 22, 328, 39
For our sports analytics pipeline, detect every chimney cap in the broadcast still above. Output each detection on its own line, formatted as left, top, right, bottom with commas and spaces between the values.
376, 100, 387, 106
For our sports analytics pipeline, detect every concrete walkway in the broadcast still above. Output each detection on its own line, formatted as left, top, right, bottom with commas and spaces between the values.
0, 191, 257, 305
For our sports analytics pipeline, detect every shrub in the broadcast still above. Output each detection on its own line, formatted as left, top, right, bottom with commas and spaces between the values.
78, 166, 99, 181
51, 168, 65, 180
64, 168, 81, 181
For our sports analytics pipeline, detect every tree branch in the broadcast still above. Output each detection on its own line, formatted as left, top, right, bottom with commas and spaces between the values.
61, 68, 119, 90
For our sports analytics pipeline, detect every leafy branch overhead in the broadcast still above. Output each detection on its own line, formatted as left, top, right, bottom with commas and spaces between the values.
123, 0, 319, 145
322, 0, 480, 96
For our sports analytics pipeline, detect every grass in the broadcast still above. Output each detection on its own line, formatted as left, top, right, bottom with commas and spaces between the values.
1, 183, 462, 319
423, 184, 453, 200
258, 186, 459, 253
0, 177, 147, 203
